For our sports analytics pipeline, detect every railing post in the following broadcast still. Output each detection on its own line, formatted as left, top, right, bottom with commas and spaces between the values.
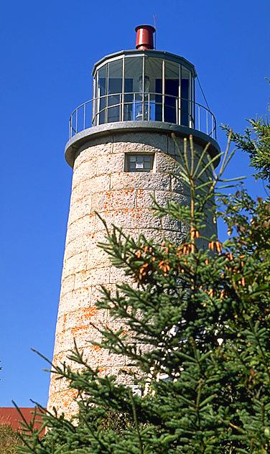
105, 95, 108, 124
68, 96, 217, 142
162, 94, 164, 123
121, 92, 124, 122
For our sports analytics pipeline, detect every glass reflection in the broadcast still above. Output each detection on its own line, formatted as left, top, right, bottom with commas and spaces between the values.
108, 59, 122, 122
124, 57, 143, 121
165, 61, 179, 123
93, 54, 194, 127
181, 67, 190, 127
145, 58, 162, 121
97, 64, 107, 124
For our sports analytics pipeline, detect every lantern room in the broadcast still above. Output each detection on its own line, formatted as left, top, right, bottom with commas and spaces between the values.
92, 47, 195, 127
68, 25, 217, 143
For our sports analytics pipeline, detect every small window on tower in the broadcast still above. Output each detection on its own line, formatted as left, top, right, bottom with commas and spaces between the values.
126, 154, 154, 172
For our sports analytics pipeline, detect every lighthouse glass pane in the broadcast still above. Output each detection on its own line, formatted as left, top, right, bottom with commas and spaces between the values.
124, 57, 143, 121
126, 153, 154, 172
97, 64, 107, 124
108, 59, 123, 122
165, 61, 179, 124
181, 67, 190, 127
145, 57, 162, 121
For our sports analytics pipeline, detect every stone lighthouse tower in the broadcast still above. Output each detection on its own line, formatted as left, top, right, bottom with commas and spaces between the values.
48, 25, 220, 416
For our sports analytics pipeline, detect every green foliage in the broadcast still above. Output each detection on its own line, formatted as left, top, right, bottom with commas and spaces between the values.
0, 425, 22, 454
17, 128, 270, 453
222, 84, 270, 185
224, 118, 270, 185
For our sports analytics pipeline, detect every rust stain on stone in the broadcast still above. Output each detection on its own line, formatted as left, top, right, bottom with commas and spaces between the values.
69, 389, 79, 398
82, 307, 97, 319
122, 208, 130, 214
125, 188, 134, 194
71, 324, 89, 335
62, 389, 79, 408
62, 314, 67, 333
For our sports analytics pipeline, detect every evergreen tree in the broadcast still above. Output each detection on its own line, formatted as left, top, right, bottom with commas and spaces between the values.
16, 125, 270, 453
222, 84, 270, 187
0, 425, 23, 454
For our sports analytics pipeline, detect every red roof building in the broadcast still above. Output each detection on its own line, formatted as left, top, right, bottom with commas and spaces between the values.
0, 407, 45, 435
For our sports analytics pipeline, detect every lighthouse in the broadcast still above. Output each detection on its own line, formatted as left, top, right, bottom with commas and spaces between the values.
48, 26, 220, 416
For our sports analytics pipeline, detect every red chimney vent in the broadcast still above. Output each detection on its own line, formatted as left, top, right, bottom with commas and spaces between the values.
135, 25, 156, 50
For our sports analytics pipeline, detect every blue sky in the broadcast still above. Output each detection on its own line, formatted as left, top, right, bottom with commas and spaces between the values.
0, 0, 269, 407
